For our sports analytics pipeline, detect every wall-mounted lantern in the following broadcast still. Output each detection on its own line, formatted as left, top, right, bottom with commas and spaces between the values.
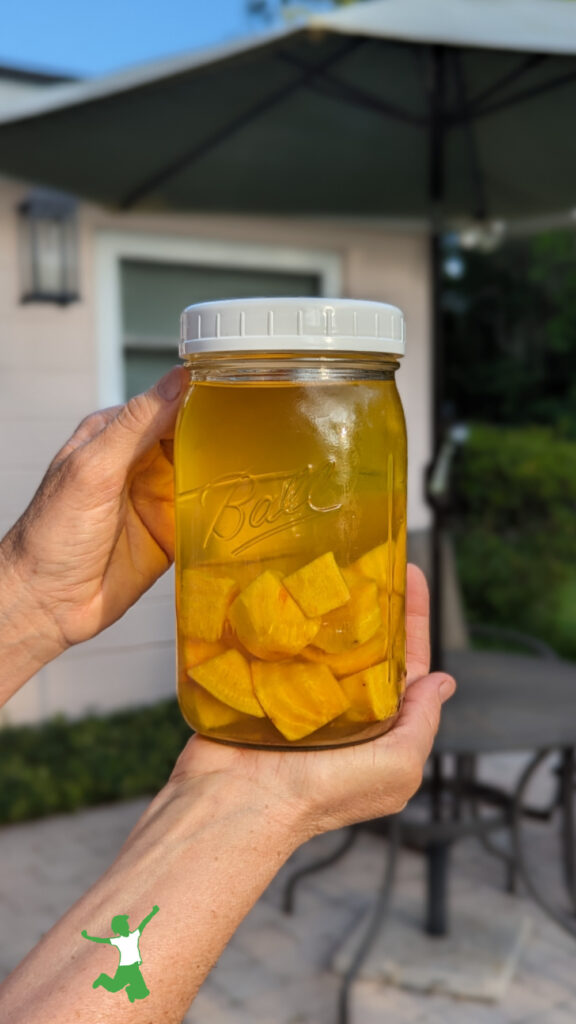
19, 188, 79, 305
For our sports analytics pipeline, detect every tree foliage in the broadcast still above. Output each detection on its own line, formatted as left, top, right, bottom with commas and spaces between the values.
445, 229, 576, 657
443, 230, 576, 437
453, 423, 576, 658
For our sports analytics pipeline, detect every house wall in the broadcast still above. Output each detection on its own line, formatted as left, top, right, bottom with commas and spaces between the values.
0, 178, 432, 724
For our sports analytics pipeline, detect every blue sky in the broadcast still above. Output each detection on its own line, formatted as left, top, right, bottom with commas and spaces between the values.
0, 0, 259, 77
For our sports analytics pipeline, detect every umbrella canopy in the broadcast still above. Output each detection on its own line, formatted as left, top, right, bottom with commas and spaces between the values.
0, 0, 576, 222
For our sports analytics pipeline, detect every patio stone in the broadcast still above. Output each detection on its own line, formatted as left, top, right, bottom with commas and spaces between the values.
503, 970, 576, 1020
518, 1005, 576, 1024
183, 987, 241, 1024
352, 979, 430, 1023
247, 974, 338, 1023
333, 879, 533, 1001
1, 781, 576, 1022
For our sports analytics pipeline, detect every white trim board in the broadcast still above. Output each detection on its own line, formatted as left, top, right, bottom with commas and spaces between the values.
95, 230, 342, 406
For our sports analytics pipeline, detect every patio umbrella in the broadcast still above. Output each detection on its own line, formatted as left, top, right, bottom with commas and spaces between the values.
1, 0, 576, 219
2, 0, 576, 664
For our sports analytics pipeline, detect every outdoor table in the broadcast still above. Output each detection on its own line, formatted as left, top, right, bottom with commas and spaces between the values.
428, 648, 576, 934
283, 647, 576, 1024
441, 648, 576, 754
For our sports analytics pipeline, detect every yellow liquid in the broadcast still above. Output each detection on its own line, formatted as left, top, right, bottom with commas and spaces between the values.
174, 372, 407, 748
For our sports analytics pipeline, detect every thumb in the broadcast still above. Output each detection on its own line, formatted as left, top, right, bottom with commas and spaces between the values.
91, 366, 187, 470
391, 671, 456, 766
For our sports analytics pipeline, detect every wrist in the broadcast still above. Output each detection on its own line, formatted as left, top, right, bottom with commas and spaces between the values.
164, 737, 318, 847
0, 539, 67, 701
156, 767, 308, 856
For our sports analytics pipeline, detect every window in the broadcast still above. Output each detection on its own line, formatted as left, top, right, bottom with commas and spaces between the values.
96, 232, 341, 406
121, 260, 321, 399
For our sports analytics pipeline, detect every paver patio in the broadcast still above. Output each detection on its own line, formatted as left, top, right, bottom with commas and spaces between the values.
1, 765, 575, 1023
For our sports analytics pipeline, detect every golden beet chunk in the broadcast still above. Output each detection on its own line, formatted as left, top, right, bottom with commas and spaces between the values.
313, 581, 381, 654
304, 591, 402, 675
252, 661, 350, 741
353, 543, 390, 588
341, 564, 366, 589
339, 661, 399, 722
189, 648, 264, 717
182, 638, 226, 669
302, 628, 386, 677
179, 570, 238, 642
228, 571, 320, 659
180, 681, 241, 731
284, 552, 350, 618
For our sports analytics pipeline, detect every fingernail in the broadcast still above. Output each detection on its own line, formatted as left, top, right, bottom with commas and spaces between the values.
157, 367, 184, 401
439, 676, 456, 702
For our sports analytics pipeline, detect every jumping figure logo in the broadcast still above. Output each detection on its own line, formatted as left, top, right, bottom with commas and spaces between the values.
81, 905, 159, 1002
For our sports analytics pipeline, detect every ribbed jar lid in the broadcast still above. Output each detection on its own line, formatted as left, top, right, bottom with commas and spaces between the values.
180, 297, 405, 356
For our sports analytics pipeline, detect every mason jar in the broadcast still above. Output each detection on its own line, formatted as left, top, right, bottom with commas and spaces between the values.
174, 298, 407, 749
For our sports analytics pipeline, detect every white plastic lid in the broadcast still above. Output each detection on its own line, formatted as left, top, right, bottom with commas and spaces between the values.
179, 297, 405, 356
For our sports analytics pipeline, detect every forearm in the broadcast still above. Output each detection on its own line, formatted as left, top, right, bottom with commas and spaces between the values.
0, 541, 65, 707
0, 763, 305, 1024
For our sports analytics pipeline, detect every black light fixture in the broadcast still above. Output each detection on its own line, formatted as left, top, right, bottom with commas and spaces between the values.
18, 188, 79, 305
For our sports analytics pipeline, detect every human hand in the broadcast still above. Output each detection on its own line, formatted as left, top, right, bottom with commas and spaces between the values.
0, 367, 187, 663
168, 564, 455, 839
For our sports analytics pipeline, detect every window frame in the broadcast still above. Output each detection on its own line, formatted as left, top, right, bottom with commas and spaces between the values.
95, 231, 342, 406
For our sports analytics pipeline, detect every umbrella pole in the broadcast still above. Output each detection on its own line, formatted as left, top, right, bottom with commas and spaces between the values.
427, 230, 449, 937
427, 47, 449, 937
429, 228, 444, 676
427, 44, 446, 676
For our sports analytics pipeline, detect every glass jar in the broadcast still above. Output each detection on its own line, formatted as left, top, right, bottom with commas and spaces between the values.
174, 298, 407, 749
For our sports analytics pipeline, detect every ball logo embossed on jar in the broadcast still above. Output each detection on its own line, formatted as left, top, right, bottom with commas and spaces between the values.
188, 462, 345, 556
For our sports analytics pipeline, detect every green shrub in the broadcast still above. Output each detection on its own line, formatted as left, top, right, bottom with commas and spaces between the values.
453, 423, 576, 659
0, 699, 191, 824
